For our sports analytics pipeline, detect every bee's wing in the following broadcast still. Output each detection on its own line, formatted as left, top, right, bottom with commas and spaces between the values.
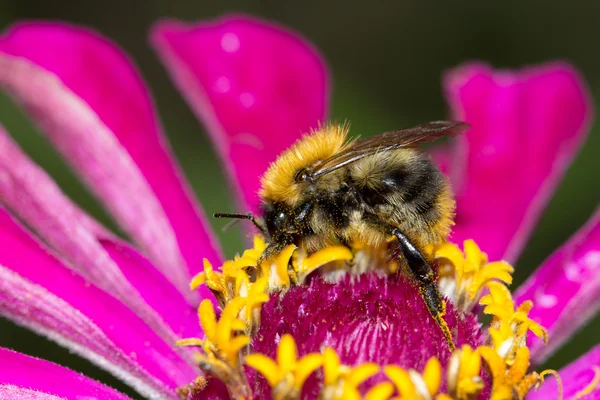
304, 121, 469, 179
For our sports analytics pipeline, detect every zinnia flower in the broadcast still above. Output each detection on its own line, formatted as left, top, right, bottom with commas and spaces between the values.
0, 14, 597, 400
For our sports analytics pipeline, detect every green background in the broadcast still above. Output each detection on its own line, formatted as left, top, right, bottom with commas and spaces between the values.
0, 1, 598, 397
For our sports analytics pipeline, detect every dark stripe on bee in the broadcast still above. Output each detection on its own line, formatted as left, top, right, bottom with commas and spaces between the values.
401, 161, 437, 203
358, 161, 442, 217
405, 165, 443, 219
354, 167, 411, 206
380, 167, 410, 191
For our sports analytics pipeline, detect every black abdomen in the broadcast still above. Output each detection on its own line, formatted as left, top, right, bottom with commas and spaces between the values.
349, 150, 448, 234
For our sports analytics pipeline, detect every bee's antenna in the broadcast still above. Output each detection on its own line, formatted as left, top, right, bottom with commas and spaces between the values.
214, 212, 268, 236
214, 212, 253, 219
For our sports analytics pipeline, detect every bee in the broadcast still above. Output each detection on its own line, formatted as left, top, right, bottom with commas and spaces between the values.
215, 121, 469, 350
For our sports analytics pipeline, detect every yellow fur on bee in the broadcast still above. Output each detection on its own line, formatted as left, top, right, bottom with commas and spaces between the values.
260, 123, 350, 203
431, 186, 456, 242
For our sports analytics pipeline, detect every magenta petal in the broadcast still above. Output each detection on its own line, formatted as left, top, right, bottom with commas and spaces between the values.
528, 345, 600, 399
151, 15, 329, 211
445, 62, 593, 263
0, 22, 222, 292
0, 387, 64, 400
0, 126, 201, 342
100, 238, 201, 339
514, 208, 600, 364
0, 348, 132, 400
0, 208, 197, 399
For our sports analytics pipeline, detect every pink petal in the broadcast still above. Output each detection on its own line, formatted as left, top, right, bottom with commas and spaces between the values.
0, 387, 64, 400
0, 125, 202, 343
528, 345, 600, 400
0, 386, 64, 400
444, 62, 593, 263
151, 15, 329, 212
514, 208, 600, 364
0, 207, 197, 399
0, 22, 222, 294
101, 238, 201, 339
0, 347, 132, 400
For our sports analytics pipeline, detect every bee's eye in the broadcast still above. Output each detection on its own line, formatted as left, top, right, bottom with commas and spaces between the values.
294, 168, 309, 182
274, 211, 288, 227
277, 212, 286, 221
264, 207, 289, 236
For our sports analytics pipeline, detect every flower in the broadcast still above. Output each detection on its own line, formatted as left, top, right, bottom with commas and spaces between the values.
0, 13, 598, 400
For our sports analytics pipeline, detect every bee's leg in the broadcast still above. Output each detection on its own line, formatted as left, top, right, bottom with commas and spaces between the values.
389, 227, 455, 351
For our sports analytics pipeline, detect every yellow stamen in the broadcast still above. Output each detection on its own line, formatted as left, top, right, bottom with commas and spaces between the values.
384, 365, 417, 398
479, 345, 555, 400
323, 347, 342, 386
480, 280, 548, 362
175, 338, 205, 347
190, 260, 231, 305
198, 299, 217, 340
346, 363, 380, 389
237, 276, 270, 335
277, 334, 298, 372
364, 382, 395, 400
447, 345, 484, 399
295, 245, 353, 280
273, 244, 297, 288
245, 334, 323, 400
245, 353, 280, 386
176, 299, 252, 398
423, 357, 442, 396
321, 347, 379, 400
538, 370, 563, 400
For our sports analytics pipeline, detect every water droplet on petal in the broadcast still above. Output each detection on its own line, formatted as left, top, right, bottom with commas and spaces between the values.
240, 92, 255, 108
534, 289, 558, 308
221, 32, 240, 53
213, 76, 231, 93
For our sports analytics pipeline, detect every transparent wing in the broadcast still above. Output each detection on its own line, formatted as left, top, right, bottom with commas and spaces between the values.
299, 121, 469, 180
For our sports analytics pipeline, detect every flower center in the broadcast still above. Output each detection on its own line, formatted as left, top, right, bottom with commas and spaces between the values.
251, 273, 483, 398
177, 238, 557, 400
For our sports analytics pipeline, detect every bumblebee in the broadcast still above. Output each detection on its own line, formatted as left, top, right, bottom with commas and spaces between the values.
216, 121, 469, 350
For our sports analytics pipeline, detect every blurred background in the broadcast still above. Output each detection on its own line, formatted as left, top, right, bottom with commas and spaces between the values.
0, 1, 598, 397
